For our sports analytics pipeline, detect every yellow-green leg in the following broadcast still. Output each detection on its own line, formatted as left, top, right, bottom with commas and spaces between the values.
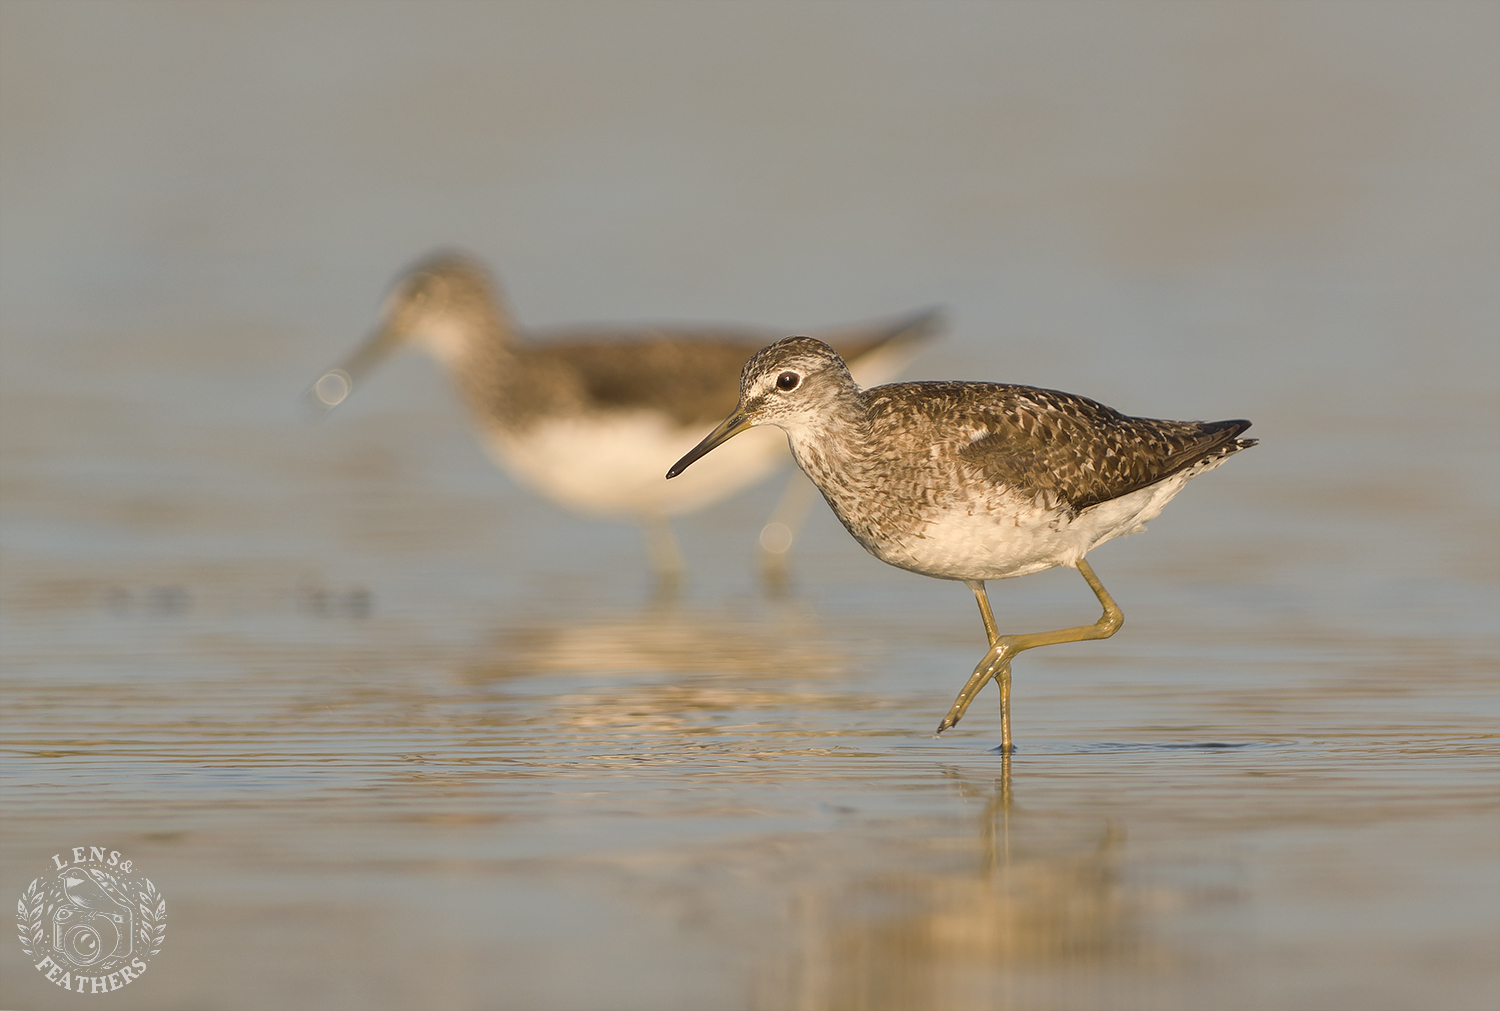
936, 558, 1124, 751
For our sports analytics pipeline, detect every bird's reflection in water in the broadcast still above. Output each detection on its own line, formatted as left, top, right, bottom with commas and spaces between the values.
467, 598, 841, 678
436, 600, 1154, 1006
455, 598, 860, 737
760, 761, 1147, 1011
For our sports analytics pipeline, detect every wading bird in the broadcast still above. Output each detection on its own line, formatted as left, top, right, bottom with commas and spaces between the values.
669, 336, 1255, 749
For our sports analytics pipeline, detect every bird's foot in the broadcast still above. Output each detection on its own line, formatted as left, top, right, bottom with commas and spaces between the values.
935, 646, 1010, 734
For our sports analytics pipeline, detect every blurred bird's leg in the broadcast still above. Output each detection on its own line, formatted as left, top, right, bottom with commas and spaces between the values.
640, 513, 685, 594
758, 472, 818, 591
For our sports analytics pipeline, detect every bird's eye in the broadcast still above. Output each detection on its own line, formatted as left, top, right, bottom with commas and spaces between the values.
776, 371, 801, 392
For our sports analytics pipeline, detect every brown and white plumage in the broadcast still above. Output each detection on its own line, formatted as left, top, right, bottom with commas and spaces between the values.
309, 254, 940, 577
669, 336, 1256, 747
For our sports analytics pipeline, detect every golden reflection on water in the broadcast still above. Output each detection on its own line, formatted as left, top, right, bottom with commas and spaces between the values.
758, 763, 1160, 1011
466, 601, 843, 679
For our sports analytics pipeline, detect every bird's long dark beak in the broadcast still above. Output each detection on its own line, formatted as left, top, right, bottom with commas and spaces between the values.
666, 408, 754, 478
305, 323, 404, 411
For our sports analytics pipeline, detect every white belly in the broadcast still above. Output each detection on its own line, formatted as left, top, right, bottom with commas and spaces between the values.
872, 471, 1199, 581
485, 412, 789, 518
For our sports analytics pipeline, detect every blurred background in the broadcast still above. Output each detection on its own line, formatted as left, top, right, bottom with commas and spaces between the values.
2, 3, 1496, 1010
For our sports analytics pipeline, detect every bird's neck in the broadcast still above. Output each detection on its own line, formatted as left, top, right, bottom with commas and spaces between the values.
420, 303, 520, 413
780, 389, 917, 557
782, 392, 880, 500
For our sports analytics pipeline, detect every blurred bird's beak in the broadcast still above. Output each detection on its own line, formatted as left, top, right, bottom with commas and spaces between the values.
305, 324, 404, 411
666, 409, 754, 478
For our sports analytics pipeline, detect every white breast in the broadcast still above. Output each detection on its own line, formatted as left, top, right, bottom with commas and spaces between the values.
485, 413, 789, 518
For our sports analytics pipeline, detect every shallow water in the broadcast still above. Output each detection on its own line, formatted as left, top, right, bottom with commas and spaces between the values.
2, 4, 1498, 1010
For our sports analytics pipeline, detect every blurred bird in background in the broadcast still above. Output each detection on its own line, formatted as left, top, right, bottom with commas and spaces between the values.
309, 252, 940, 585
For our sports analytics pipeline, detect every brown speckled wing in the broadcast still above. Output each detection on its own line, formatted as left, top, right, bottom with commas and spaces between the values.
884, 382, 1252, 513
526, 332, 764, 427
515, 309, 943, 429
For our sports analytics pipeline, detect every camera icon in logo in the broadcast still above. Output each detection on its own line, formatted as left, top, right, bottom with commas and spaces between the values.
51, 867, 133, 968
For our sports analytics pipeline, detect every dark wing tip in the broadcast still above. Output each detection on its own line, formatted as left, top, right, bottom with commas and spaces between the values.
884, 306, 946, 348
1217, 420, 1256, 452
899, 305, 946, 336
827, 306, 946, 360
1199, 420, 1256, 462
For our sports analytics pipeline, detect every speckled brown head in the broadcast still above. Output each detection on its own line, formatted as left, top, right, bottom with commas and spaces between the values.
308, 252, 512, 410
666, 337, 862, 479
